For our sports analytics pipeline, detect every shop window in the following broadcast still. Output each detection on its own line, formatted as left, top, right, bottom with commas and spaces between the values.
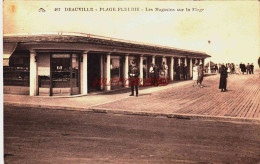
3, 50, 30, 86
111, 58, 120, 78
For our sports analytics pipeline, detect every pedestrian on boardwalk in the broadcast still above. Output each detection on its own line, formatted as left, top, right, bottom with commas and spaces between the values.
219, 65, 228, 92
235, 64, 240, 74
154, 64, 160, 86
149, 63, 155, 86
250, 63, 254, 74
162, 62, 168, 78
183, 65, 188, 80
192, 63, 199, 86
246, 63, 250, 74
198, 64, 204, 88
128, 61, 140, 97
176, 63, 180, 80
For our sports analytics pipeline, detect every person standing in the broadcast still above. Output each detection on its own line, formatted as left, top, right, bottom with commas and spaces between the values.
192, 63, 199, 86
250, 63, 254, 74
149, 63, 155, 86
219, 65, 228, 92
183, 65, 188, 80
198, 64, 204, 88
162, 62, 168, 79
128, 61, 140, 97
176, 63, 180, 80
154, 64, 159, 86
239, 62, 243, 74
246, 63, 250, 74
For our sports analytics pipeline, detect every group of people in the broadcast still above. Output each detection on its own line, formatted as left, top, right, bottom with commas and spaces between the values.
239, 63, 254, 74
129, 59, 258, 96
211, 63, 255, 75
128, 61, 170, 97
149, 62, 169, 86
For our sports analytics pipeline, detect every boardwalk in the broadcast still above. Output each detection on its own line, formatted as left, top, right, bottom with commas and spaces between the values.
96, 73, 260, 119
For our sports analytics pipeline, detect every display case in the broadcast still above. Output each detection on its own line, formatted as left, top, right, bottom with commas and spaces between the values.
3, 51, 30, 86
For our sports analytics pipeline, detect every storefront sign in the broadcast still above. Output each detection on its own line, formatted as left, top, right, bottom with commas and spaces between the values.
52, 54, 70, 58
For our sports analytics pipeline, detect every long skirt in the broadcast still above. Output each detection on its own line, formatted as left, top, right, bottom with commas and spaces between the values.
219, 77, 227, 89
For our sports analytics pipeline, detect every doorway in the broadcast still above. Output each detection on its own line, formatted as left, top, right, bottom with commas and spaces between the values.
50, 53, 80, 96
87, 53, 101, 92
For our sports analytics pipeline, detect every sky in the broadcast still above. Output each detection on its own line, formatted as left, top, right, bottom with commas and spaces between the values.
3, 1, 260, 66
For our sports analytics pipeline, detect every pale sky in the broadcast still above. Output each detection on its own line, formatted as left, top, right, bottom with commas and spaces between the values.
3, 1, 260, 65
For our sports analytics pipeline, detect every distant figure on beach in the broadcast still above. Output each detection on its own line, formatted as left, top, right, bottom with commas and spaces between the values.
250, 63, 254, 74
246, 63, 251, 74
219, 65, 228, 92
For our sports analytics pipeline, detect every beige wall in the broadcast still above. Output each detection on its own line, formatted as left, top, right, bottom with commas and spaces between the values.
38, 53, 50, 76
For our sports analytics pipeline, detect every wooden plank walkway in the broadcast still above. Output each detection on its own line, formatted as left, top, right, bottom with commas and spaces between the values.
96, 73, 260, 119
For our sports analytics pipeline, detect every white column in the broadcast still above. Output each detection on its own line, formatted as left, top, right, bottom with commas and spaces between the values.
184, 58, 187, 66
104, 53, 111, 91
190, 58, 193, 77
139, 55, 144, 85
152, 56, 155, 64
124, 55, 129, 87
178, 58, 181, 65
81, 51, 88, 95
100, 54, 104, 90
29, 50, 38, 96
170, 57, 174, 81
200, 59, 203, 65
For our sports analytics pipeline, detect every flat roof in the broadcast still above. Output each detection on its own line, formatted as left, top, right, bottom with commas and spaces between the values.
3, 32, 210, 58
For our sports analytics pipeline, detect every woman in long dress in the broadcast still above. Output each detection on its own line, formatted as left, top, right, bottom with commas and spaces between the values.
219, 65, 228, 92
192, 64, 199, 86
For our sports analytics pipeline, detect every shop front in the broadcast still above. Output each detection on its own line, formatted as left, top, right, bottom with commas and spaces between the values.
3, 33, 210, 96
37, 52, 81, 96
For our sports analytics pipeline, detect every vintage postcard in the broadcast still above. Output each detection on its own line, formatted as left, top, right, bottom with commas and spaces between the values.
2, 1, 260, 163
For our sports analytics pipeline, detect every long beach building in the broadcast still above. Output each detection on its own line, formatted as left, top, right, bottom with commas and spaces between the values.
3, 32, 210, 96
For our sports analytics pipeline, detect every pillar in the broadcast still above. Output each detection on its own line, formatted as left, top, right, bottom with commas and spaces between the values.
152, 56, 155, 64
139, 55, 144, 85
100, 54, 104, 90
81, 51, 88, 95
190, 58, 193, 77
104, 53, 111, 91
124, 55, 129, 87
184, 58, 187, 66
170, 57, 174, 81
178, 58, 181, 65
29, 50, 38, 96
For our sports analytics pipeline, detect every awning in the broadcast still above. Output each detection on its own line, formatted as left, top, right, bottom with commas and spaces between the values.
3, 43, 17, 66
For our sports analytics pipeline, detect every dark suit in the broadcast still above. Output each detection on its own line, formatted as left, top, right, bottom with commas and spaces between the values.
219, 66, 228, 91
128, 66, 140, 96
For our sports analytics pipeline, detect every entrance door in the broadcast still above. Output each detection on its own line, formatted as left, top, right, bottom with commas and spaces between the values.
87, 53, 101, 92
50, 53, 80, 96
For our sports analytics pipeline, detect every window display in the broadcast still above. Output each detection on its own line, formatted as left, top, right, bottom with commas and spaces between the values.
3, 51, 30, 86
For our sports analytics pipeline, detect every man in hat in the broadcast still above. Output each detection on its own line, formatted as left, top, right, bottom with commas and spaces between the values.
128, 60, 140, 97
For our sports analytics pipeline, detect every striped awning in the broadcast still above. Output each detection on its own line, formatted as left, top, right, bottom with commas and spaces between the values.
3, 43, 17, 66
